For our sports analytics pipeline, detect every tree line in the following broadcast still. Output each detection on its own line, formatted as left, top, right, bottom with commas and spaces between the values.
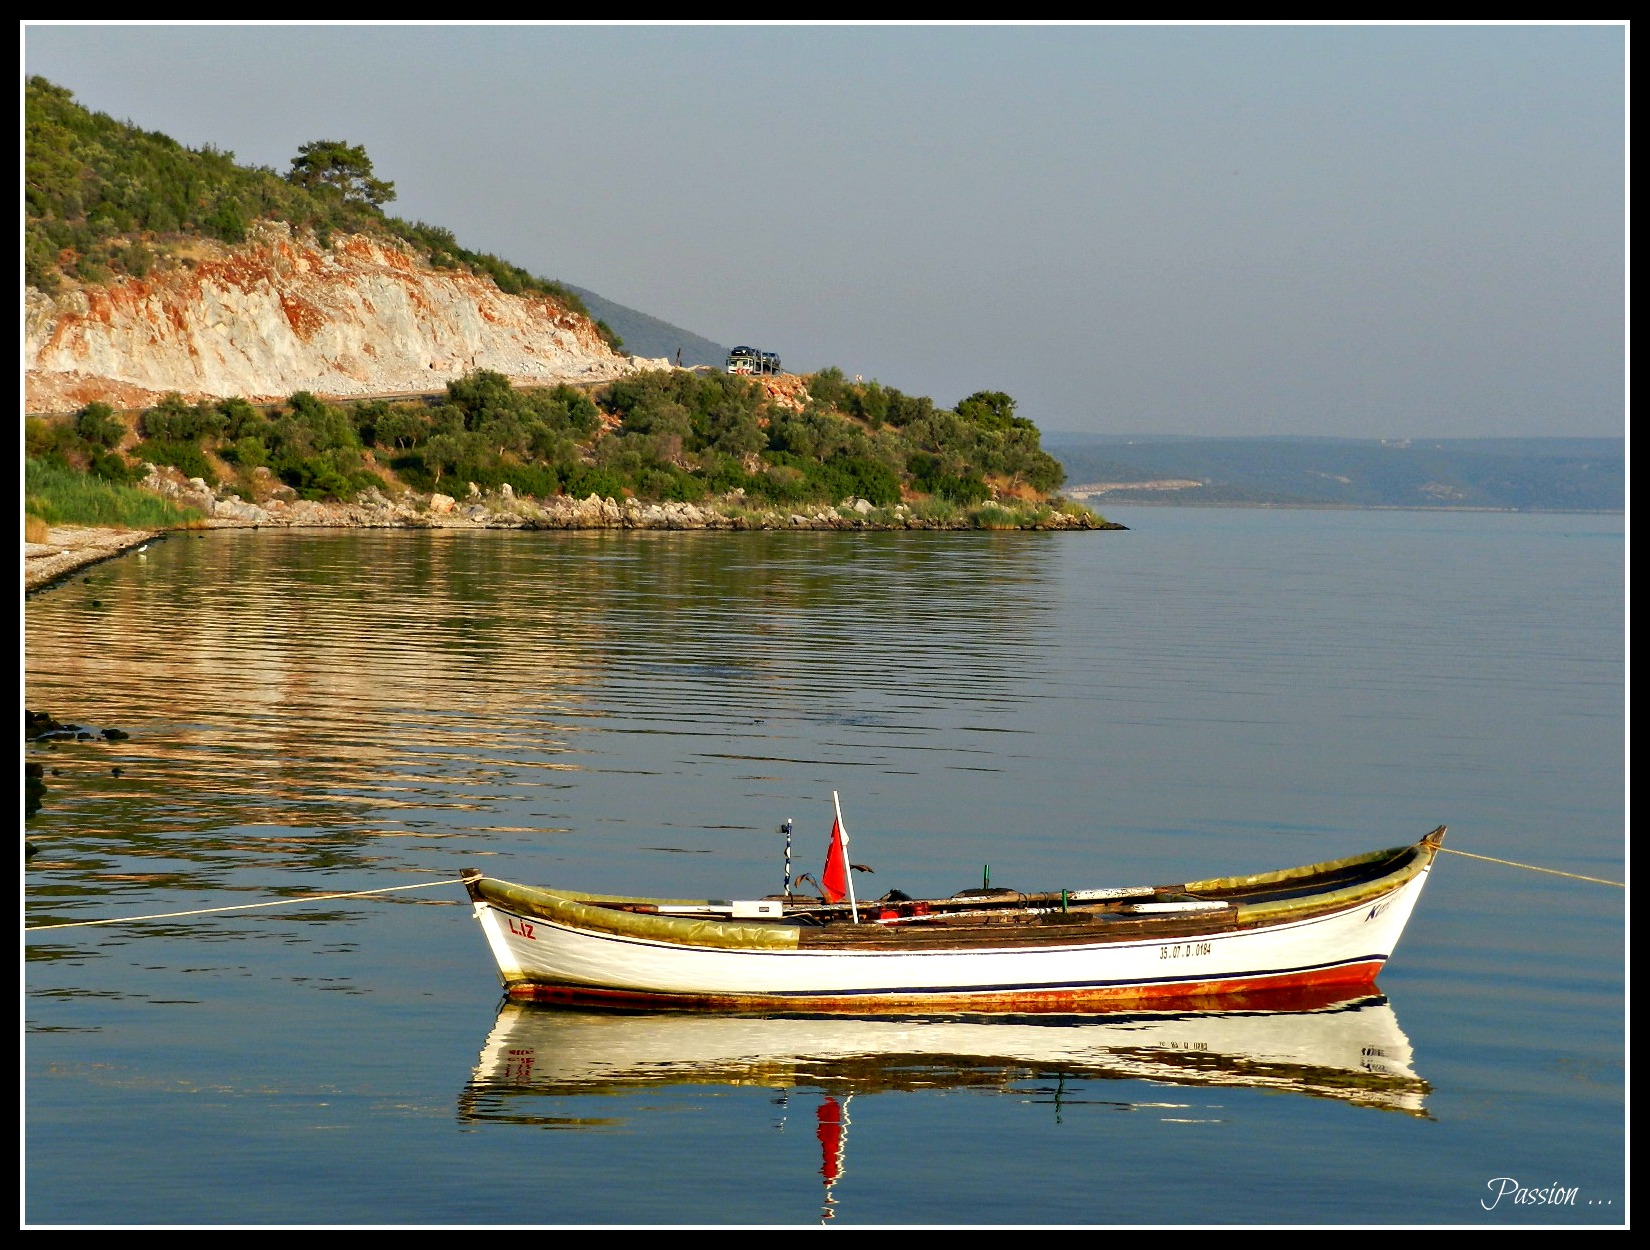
27, 369, 1066, 512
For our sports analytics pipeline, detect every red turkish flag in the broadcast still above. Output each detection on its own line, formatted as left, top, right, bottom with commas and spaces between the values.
821, 818, 849, 903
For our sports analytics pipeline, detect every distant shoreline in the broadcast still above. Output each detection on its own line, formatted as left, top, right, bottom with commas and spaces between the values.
1044, 433, 1624, 513
1078, 498, 1623, 515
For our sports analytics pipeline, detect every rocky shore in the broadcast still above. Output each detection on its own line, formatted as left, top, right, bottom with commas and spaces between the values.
25, 526, 164, 592
26, 468, 1117, 594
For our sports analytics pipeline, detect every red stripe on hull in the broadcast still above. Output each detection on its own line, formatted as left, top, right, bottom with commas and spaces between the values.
503, 959, 1387, 1015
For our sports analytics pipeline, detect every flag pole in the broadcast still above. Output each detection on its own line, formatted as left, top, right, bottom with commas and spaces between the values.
833, 790, 859, 924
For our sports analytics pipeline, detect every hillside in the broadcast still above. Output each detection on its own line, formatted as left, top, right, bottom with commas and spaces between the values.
25, 75, 650, 415
25, 220, 661, 416
23, 76, 1089, 531
564, 285, 731, 370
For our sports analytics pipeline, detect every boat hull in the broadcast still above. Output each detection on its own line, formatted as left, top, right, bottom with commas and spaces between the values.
465, 834, 1439, 1013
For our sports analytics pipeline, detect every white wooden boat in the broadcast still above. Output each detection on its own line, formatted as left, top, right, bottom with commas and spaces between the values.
460, 825, 1444, 1013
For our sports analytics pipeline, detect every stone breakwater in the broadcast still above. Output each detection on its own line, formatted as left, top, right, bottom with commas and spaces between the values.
26, 473, 1113, 593
142, 464, 1113, 534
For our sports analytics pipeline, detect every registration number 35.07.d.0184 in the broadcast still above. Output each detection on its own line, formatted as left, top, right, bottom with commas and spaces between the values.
1159, 941, 1212, 960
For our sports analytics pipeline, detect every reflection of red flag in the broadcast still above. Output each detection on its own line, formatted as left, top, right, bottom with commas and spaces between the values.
816, 1095, 845, 1185
821, 818, 849, 903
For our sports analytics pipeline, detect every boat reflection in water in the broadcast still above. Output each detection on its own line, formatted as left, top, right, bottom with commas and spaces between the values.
459, 987, 1430, 1218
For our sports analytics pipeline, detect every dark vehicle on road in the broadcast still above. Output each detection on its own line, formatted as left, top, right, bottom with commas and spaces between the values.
727, 346, 781, 376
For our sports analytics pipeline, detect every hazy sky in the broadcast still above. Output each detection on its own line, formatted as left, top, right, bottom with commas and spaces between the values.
22, 22, 1626, 438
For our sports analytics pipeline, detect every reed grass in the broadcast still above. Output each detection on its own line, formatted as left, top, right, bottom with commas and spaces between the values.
24, 458, 200, 529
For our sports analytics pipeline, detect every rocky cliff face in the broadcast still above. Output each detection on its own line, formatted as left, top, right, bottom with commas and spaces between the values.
24, 221, 666, 414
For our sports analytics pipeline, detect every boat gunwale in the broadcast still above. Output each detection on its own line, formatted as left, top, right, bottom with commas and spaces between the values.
462, 829, 1443, 954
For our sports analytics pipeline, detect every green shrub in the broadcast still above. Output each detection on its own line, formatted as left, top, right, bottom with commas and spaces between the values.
637, 466, 706, 502
373, 407, 430, 451
281, 391, 357, 451
134, 438, 216, 484
387, 452, 437, 494
560, 465, 628, 501
222, 436, 269, 470
74, 402, 125, 449
807, 367, 847, 409
935, 473, 990, 504
24, 417, 57, 460
140, 394, 225, 442
828, 454, 902, 506
88, 449, 138, 483
219, 398, 271, 442
752, 462, 810, 504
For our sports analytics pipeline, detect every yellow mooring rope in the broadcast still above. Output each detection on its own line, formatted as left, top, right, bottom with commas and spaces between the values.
23, 877, 465, 932
1436, 845, 1624, 888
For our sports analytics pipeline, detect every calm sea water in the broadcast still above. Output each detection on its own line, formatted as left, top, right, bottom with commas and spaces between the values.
24, 509, 1625, 1226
